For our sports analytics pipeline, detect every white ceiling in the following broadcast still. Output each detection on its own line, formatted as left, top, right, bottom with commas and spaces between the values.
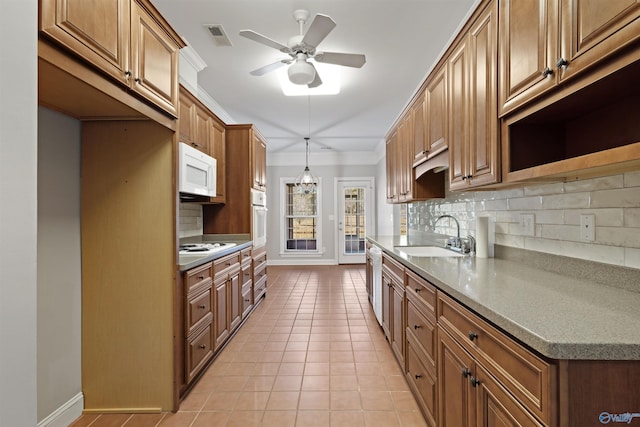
152, 0, 478, 155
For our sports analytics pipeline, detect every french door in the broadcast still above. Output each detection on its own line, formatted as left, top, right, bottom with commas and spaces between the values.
336, 179, 374, 264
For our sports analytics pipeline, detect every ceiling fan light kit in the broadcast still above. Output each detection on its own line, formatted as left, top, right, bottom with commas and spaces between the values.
239, 9, 366, 88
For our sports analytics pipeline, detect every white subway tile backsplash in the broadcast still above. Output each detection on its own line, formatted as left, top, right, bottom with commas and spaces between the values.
542, 192, 590, 209
408, 172, 639, 269
563, 175, 623, 192
591, 187, 640, 208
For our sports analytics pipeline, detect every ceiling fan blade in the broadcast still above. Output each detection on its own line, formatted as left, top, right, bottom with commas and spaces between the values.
314, 52, 366, 68
301, 14, 336, 48
239, 30, 291, 53
307, 63, 323, 88
250, 60, 290, 76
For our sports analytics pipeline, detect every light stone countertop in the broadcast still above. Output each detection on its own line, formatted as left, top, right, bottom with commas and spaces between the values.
368, 234, 640, 360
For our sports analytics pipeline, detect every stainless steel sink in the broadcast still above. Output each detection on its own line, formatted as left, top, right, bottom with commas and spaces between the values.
394, 246, 465, 257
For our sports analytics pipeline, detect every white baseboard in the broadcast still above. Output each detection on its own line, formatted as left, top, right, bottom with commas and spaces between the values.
38, 392, 83, 427
267, 259, 337, 266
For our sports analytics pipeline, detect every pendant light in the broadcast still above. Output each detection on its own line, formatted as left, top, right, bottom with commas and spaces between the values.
295, 96, 317, 194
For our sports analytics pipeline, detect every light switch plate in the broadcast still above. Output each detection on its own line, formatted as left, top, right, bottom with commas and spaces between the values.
580, 214, 595, 242
519, 213, 535, 236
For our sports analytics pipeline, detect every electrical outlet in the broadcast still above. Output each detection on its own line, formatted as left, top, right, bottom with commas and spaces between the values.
519, 213, 535, 236
580, 214, 595, 242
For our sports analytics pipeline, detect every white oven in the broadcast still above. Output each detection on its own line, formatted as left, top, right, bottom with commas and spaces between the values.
178, 142, 216, 198
252, 189, 267, 248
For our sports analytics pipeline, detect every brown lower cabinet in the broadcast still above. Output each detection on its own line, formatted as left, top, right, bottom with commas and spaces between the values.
368, 247, 640, 427
179, 245, 266, 399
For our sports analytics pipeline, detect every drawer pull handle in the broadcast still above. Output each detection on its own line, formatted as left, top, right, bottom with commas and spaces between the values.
468, 331, 478, 341
413, 324, 421, 330
470, 377, 481, 387
198, 275, 205, 280
244, 298, 250, 302
199, 345, 206, 350
225, 262, 231, 267
414, 288, 422, 293
414, 374, 422, 380
198, 304, 206, 309
462, 368, 471, 378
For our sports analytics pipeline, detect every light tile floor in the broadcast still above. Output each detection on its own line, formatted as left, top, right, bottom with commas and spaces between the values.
71, 265, 427, 427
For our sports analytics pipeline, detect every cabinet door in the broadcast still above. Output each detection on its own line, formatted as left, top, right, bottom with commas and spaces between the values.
425, 65, 448, 159
214, 277, 229, 350
559, 0, 640, 82
191, 106, 209, 154
381, 273, 392, 339
178, 90, 195, 144
40, 0, 130, 84
398, 114, 413, 202
467, 0, 499, 188
475, 364, 544, 427
210, 119, 226, 203
438, 329, 475, 427
498, 0, 559, 116
385, 133, 397, 203
448, 38, 469, 191
252, 134, 267, 191
412, 93, 428, 166
130, 0, 180, 117
391, 282, 405, 366
229, 269, 242, 332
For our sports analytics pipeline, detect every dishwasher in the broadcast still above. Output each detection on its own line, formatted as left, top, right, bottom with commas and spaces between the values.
369, 246, 383, 325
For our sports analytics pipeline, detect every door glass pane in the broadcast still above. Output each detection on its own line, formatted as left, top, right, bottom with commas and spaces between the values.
343, 187, 365, 254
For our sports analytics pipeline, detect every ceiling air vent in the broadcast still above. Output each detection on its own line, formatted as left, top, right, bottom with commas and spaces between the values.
204, 24, 233, 47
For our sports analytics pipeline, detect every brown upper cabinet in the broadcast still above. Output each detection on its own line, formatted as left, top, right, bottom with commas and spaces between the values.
178, 86, 227, 203
40, 0, 183, 117
413, 65, 448, 167
449, 0, 499, 190
252, 134, 267, 192
499, 0, 640, 116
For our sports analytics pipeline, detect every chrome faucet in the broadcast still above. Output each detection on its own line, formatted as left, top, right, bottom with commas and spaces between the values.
434, 214, 475, 254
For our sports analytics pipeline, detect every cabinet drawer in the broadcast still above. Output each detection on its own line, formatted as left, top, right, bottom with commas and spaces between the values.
254, 261, 267, 284
254, 274, 267, 300
406, 269, 436, 318
185, 262, 213, 293
253, 251, 267, 271
437, 292, 554, 425
241, 263, 252, 287
242, 287, 253, 318
406, 339, 437, 427
382, 253, 404, 284
241, 247, 252, 265
187, 285, 213, 336
213, 252, 240, 278
186, 323, 214, 383
406, 299, 437, 370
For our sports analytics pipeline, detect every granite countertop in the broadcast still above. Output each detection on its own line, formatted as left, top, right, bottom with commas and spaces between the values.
178, 235, 253, 271
368, 234, 640, 360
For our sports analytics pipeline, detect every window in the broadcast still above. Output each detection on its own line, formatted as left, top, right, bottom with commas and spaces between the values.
282, 180, 321, 253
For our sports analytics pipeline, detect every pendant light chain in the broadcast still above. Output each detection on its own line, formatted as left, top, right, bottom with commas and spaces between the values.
295, 94, 317, 194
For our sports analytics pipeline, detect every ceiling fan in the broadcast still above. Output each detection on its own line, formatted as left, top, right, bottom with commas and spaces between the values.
239, 9, 366, 88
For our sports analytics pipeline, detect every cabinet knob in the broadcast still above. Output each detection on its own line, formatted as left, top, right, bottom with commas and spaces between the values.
462, 368, 471, 378
414, 374, 422, 380
413, 324, 421, 330
124, 70, 132, 77
467, 175, 473, 180
468, 331, 478, 341
462, 176, 467, 181
198, 304, 206, 309
199, 345, 206, 350
198, 275, 205, 280
470, 377, 481, 387
556, 57, 569, 68
414, 288, 422, 293
542, 67, 553, 78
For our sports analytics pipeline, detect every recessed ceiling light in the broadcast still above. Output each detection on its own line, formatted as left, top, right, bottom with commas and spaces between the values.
277, 62, 341, 96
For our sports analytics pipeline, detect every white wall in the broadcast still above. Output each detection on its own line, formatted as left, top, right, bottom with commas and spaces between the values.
0, 1, 38, 425
267, 163, 378, 264
37, 108, 83, 425
408, 172, 640, 269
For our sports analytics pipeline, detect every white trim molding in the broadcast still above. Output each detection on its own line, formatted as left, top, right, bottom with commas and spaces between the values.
38, 393, 84, 427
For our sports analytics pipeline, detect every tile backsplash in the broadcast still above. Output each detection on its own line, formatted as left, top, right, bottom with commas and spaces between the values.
179, 203, 203, 238
408, 171, 640, 269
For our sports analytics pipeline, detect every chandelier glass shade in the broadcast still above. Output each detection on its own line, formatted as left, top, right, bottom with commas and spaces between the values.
295, 137, 317, 194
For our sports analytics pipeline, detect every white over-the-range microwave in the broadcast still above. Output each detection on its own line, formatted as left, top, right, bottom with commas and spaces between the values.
178, 142, 216, 199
